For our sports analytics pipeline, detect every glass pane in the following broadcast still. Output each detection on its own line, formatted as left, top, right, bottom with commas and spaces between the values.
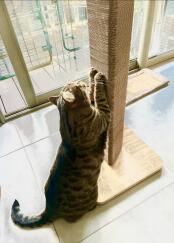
5, 0, 90, 95
130, 0, 145, 60
149, 0, 174, 57
5, 0, 52, 70
0, 37, 27, 115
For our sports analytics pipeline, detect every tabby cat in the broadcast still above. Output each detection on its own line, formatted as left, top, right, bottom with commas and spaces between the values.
11, 68, 111, 228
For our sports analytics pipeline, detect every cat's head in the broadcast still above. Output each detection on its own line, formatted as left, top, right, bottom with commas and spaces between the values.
49, 81, 90, 109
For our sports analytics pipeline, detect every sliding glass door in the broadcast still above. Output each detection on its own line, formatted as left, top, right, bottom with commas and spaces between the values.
6, 0, 90, 98
150, 0, 174, 57
0, 0, 174, 123
0, 0, 36, 122
0, 36, 28, 116
0, 0, 90, 122
145, 0, 174, 68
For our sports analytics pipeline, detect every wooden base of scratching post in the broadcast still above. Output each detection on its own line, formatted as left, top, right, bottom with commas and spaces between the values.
97, 127, 163, 204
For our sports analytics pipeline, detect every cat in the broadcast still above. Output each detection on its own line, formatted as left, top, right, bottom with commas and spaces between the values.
11, 68, 111, 228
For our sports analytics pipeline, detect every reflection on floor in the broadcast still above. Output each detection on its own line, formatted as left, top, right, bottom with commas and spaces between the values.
1, 62, 174, 242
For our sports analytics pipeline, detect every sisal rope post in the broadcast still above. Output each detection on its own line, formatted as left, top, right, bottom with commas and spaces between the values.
87, 0, 134, 165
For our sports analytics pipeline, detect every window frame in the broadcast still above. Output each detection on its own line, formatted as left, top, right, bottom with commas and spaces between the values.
136, 0, 174, 69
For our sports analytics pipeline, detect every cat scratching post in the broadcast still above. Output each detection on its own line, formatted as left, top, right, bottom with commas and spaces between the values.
87, 0, 134, 165
87, 0, 163, 203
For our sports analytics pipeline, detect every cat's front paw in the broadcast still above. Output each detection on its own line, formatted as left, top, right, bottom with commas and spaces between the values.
89, 67, 98, 80
94, 72, 106, 84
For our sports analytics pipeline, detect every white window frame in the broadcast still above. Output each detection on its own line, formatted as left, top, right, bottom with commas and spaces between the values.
137, 0, 174, 69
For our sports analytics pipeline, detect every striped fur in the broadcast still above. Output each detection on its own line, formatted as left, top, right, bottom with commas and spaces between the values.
11, 68, 111, 228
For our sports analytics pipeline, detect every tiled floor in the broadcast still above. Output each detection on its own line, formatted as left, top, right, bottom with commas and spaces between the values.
1, 63, 174, 242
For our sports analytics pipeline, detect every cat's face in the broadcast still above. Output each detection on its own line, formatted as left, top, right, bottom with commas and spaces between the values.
49, 81, 90, 109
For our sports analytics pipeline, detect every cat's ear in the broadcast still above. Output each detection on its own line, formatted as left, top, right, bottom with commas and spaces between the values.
48, 96, 59, 105
62, 91, 75, 103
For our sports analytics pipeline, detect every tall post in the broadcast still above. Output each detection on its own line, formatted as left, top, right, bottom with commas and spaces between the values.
87, 0, 134, 165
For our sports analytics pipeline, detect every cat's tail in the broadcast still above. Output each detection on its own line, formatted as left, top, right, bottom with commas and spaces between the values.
11, 199, 50, 228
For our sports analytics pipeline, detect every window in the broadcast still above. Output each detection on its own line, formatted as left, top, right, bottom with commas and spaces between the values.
78, 7, 87, 21
5, 0, 90, 95
150, 0, 174, 57
130, 0, 145, 60
0, 37, 27, 115
1, 0, 174, 120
